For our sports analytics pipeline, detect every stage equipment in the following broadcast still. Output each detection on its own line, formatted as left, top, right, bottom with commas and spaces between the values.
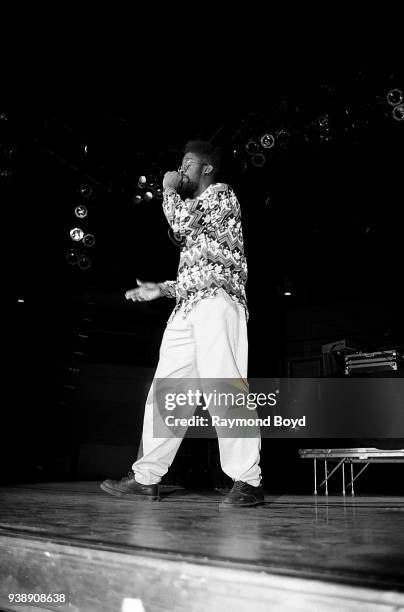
392, 104, 404, 121
66, 250, 79, 265
299, 448, 404, 495
78, 255, 91, 270
260, 134, 275, 149
82, 233, 95, 247
321, 339, 359, 376
74, 205, 88, 219
70, 228, 84, 242
386, 89, 403, 106
245, 139, 259, 155
344, 350, 401, 375
251, 153, 266, 167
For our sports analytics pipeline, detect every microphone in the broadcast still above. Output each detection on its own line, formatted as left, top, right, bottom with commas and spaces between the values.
178, 172, 186, 192
178, 172, 190, 194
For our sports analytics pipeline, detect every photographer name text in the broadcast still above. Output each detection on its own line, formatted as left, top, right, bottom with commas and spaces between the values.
165, 415, 306, 429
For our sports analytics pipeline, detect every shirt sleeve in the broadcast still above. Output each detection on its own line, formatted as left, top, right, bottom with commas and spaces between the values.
162, 187, 201, 238
162, 184, 238, 238
157, 280, 176, 298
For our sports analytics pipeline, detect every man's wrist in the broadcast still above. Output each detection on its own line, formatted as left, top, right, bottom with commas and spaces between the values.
157, 281, 176, 298
156, 282, 166, 297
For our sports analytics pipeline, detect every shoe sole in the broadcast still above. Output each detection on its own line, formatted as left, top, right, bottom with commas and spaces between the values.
219, 500, 266, 508
100, 483, 160, 501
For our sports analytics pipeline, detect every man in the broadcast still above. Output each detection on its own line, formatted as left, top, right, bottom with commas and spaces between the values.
101, 140, 263, 506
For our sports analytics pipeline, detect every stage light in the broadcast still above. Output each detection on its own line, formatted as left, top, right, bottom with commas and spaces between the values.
260, 134, 275, 149
133, 194, 143, 204
70, 227, 84, 242
251, 153, 266, 167
143, 191, 153, 201
138, 175, 147, 188
0, 112, 7, 121
0, 169, 12, 179
386, 89, 403, 106
392, 104, 404, 121
78, 255, 91, 270
245, 139, 259, 155
66, 250, 79, 265
82, 233, 95, 247
74, 205, 88, 219
279, 277, 295, 297
154, 187, 163, 199
79, 183, 93, 198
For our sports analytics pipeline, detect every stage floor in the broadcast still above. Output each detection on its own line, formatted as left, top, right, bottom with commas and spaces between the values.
1, 482, 404, 611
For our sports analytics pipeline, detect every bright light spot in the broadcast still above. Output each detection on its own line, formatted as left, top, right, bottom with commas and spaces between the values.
70, 228, 84, 241
260, 134, 275, 149
79, 183, 93, 198
75, 205, 88, 219
121, 599, 145, 612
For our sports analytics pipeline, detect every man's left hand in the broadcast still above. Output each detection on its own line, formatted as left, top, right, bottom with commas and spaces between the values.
163, 171, 182, 191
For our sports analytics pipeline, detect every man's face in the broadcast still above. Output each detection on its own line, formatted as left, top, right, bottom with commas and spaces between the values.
178, 152, 206, 197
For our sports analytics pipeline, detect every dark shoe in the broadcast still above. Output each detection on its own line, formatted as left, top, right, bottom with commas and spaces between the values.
100, 471, 160, 500
220, 481, 265, 507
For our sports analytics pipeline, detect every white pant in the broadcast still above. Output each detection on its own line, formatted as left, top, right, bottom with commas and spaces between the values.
132, 290, 262, 486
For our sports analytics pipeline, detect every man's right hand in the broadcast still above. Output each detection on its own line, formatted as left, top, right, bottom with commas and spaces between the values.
125, 279, 161, 302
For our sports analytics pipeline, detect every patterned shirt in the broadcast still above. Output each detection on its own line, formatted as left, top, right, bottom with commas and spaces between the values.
158, 182, 249, 324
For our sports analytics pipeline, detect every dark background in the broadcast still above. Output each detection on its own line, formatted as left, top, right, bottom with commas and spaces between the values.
4, 62, 404, 493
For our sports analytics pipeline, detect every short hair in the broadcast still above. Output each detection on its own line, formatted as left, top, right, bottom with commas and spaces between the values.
184, 140, 222, 176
